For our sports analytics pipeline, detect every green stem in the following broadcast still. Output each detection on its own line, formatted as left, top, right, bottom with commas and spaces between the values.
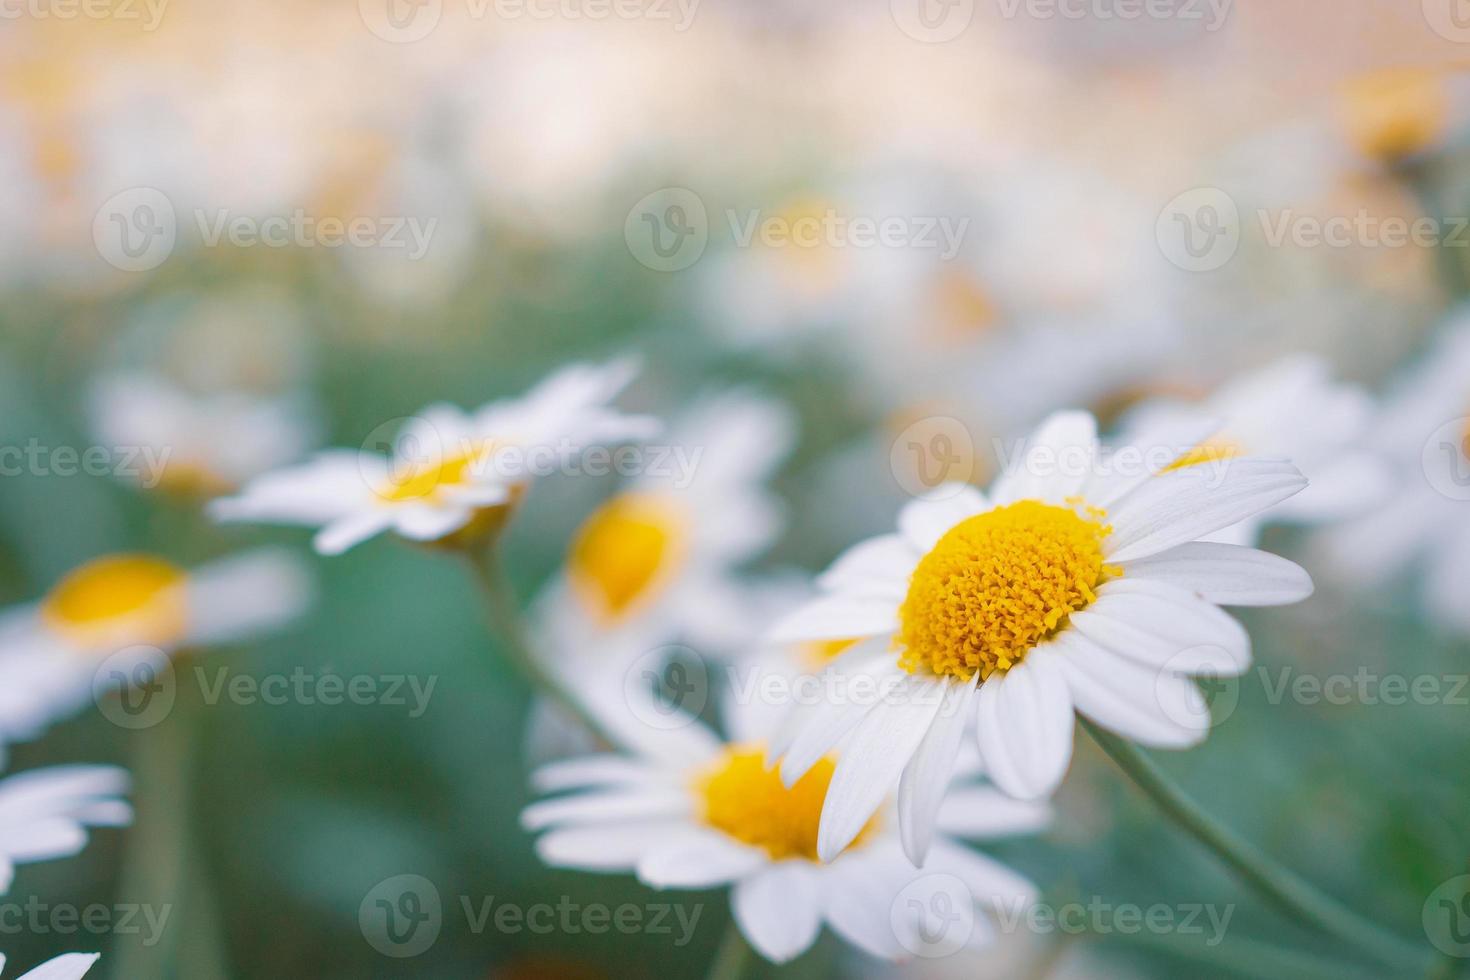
705, 920, 755, 980
1082, 719, 1426, 970
110, 667, 231, 980
461, 547, 620, 749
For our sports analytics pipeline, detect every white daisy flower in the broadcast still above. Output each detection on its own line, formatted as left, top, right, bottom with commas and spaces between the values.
523, 690, 1046, 965
768, 411, 1313, 863
0, 766, 131, 894
0, 549, 311, 747
0, 953, 99, 980
87, 371, 320, 497
536, 391, 795, 658
1323, 320, 1470, 630
210, 359, 658, 555
1119, 355, 1390, 545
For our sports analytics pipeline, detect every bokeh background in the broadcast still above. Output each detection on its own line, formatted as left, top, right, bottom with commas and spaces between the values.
2, 1, 1470, 977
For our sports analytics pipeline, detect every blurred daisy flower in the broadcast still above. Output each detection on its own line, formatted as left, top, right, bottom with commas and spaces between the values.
1118, 355, 1390, 545
211, 359, 659, 555
0, 953, 99, 980
769, 411, 1312, 860
536, 391, 795, 659
523, 689, 1046, 964
87, 371, 320, 498
0, 766, 130, 893
0, 549, 311, 746
1324, 319, 1470, 630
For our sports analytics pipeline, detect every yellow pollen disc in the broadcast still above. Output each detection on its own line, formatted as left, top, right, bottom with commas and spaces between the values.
1162, 438, 1242, 473
1341, 68, 1446, 162
40, 554, 188, 649
697, 747, 875, 862
567, 492, 689, 624
898, 500, 1116, 681
799, 637, 860, 669
376, 448, 486, 504
153, 460, 236, 498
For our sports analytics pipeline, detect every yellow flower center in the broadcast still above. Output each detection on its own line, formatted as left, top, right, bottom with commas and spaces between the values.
567, 492, 689, 624
40, 554, 188, 649
376, 447, 487, 504
697, 746, 875, 862
1341, 68, 1446, 162
1162, 438, 1242, 473
898, 500, 1115, 681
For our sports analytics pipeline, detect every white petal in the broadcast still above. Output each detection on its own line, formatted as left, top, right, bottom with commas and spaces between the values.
1120, 542, 1313, 606
925, 840, 1038, 912
766, 596, 899, 644
817, 674, 948, 862
1086, 412, 1221, 506
520, 788, 689, 831
1036, 633, 1209, 748
897, 485, 989, 550
529, 756, 668, 794
732, 864, 822, 963
775, 657, 898, 783
312, 510, 393, 555
1070, 579, 1250, 675
990, 411, 1098, 505
390, 504, 474, 542
534, 821, 685, 871
973, 656, 1074, 800
208, 450, 380, 526
15, 953, 101, 980
1105, 458, 1308, 562
819, 845, 913, 959
636, 829, 767, 888
817, 535, 919, 597
934, 786, 1052, 839
897, 674, 978, 865
186, 549, 313, 645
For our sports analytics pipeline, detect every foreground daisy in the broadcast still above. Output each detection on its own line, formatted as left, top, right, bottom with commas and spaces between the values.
524, 690, 1045, 964
0, 766, 130, 893
769, 411, 1313, 862
211, 359, 658, 555
535, 391, 795, 658
87, 371, 320, 497
0, 549, 310, 746
1119, 355, 1389, 545
0, 954, 99, 980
